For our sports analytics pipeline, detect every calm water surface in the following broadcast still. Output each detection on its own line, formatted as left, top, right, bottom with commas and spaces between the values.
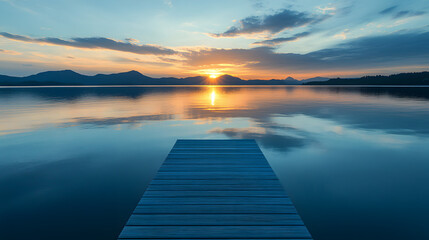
1, 86, 429, 240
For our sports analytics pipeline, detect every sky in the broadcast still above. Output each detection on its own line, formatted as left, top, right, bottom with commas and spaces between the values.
0, 0, 428, 79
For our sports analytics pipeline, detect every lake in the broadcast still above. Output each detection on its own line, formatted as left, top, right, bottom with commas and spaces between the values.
1, 86, 429, 240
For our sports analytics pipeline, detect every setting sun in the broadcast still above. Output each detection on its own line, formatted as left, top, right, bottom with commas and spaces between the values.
209, 74, 218, 79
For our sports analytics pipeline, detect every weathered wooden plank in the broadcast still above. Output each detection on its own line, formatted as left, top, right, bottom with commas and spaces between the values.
158, 166, 273, 172
162, 160, 268, 166
153, 174, 278, 180
119, 226, 312, 239
149, 179, 283, 185
154, 171, 276, 176
162, 161, 268, 165
126, 214, 304, 226
143, 190, 288, 197
173, 143, 259, 148
173, 145, 259, 149
138, 197, 293, 205
153, 171, 278, 180
174, 141, 258, 147
132, 204, 297, 214
170, 149, 263, 154
167, 154, 266, 159
146, 184, 283, 191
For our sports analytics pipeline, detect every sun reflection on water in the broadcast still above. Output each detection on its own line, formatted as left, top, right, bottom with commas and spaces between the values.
210, 88, 216, 106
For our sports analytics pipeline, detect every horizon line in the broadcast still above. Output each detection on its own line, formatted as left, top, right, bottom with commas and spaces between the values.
1, 69, 428, 81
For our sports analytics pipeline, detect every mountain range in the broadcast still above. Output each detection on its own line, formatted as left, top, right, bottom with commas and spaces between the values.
1, 70, 428, 86
304, 72, 429, 85
0, 70, 329, 86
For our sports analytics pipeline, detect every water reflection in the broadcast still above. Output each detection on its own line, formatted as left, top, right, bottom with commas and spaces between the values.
1, 86, 429, 240
209, 126, 308, 151
210, 88, 216, 106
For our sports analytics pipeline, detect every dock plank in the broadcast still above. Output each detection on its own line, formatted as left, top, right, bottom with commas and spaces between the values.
143, 190, 288, 197
139, 197, 293, 205
149, 179, 283, 185
166, 154, 266, 159
117, 139, 312, 239
119, 226, 311, 239
147, 184, 283, 191
158, 167, 273, 172
132, 204, 297, 214
126, 214, 304, 226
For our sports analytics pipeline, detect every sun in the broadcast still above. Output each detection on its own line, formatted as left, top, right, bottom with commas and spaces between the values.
209, 74, 218, 79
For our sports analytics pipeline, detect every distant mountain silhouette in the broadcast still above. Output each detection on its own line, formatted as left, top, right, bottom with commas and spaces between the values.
299, 76, 330, 84
0, 70, 336, 86
305, 72, 429, 85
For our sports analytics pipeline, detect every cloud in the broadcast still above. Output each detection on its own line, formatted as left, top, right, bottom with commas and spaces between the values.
210, 9, 326, 38
308, 30, 429, 67
112, 57, 173, 66
0, 49, 21, 55
333, 29, 350, 40
0, 32, 176, 55
379, 6, 425, 19
125, 38, 139, 44
253, 32, 311, 46
316, 6, 336, 15
379, 6, 398, 15
184, 31, 429, 73
393, 10, 426, 19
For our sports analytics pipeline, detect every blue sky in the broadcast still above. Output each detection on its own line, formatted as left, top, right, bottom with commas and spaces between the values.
0, 0, 428, 79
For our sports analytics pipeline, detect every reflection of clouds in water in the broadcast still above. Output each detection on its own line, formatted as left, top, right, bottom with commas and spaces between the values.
62, 114, 174, 127
187, 97, 429, 136
208, 127, 308, 152
254, 118, 298, 131
1, 86, 429, 136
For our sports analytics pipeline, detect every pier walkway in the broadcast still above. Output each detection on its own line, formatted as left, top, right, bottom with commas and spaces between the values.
118, 139, 312, 239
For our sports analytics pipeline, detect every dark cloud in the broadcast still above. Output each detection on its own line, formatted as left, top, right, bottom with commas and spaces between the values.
185, 31, 429, 72
0, 32, 176, 55
253, 32, 311, 46
393, 10, 426, 19
379, 6, 425, 19
307, 31, 429, 67
379, 6, 398, 15
210, 9, 325, 38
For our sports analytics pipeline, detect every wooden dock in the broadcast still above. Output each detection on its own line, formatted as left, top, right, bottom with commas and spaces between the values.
118, 139, 312, 239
